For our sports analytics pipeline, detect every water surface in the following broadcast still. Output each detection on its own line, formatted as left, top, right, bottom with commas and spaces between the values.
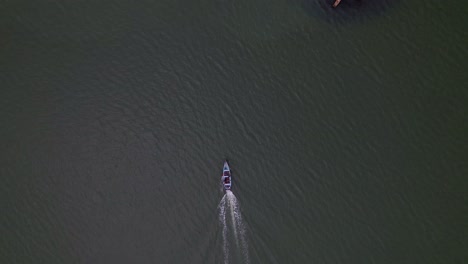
1, 0, 467, 263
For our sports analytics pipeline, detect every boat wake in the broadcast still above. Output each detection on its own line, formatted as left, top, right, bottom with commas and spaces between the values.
218, 190, 250, 264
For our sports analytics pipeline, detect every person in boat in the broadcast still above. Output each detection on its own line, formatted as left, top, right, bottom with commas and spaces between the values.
332, 0, 342, 7
224, 177, 230, 183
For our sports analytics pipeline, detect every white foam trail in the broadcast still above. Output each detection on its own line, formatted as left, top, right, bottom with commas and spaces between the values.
218, 195, 229, 264
218, 190, 250, 264
226, 190, 250, 264
226, 191, 239, 245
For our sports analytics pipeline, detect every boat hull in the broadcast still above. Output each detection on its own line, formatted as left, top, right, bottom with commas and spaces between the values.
221, 161, 231, 191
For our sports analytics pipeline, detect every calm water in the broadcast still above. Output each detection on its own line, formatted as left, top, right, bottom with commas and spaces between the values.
1, 0, 467, 263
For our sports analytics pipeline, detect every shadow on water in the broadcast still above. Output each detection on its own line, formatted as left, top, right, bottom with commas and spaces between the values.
301, 0, 401, 24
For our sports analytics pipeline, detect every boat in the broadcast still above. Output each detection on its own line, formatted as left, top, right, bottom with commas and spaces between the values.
221, 160, 231, 191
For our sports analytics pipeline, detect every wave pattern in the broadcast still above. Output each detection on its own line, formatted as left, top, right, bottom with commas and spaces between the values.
218, 191, 250, 264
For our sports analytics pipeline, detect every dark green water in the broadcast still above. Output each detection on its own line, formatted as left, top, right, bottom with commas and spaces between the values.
1, 0, 467, 263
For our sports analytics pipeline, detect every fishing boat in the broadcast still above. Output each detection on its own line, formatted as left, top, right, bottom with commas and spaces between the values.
221, 160, 231, 191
